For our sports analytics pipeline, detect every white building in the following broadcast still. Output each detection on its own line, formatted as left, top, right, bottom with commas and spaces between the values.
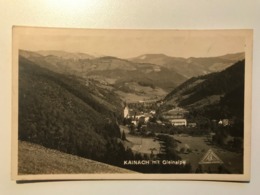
222, 119, 229, 126
135, 114, 145, 120
170, 119, 187, 126
144, 116, 150, 123
150, 110, 156, 115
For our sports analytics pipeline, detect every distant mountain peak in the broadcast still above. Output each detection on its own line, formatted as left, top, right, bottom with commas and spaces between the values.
134, 53, 170, 59
36, 50, 95, 60
20, 49, 43, 58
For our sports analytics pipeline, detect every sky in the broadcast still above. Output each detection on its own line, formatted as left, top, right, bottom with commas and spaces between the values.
17, 28, 246, 59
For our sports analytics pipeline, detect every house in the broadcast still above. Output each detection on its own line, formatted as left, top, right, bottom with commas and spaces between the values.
144, 116, 150, 123
222, 119, 229, 126
164, 107, 189, 119
188, 122, 197, 128
135, 114, 145, 120
131, 121, 137, 126
138, 116, 146, 124
156, 120, 162, 124
170, 119, 187, 126
150, 110, 156, 115
218, 119, 230, 126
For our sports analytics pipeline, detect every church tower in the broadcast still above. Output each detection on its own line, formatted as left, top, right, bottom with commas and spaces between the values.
123, 103, 129, 118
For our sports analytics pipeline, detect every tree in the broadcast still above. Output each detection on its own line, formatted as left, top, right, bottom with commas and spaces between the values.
121, 130, 126, 141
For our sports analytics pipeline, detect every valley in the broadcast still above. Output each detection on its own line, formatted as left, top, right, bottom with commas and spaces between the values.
18, 49, 245, 174
119, 59, 245, 173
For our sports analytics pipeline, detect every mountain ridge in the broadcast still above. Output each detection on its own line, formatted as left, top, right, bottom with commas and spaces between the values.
20, 50, 187, 102
161, 60, 245, 120
37, 50, 95, 59
130, 52, 245, 78
20, 49, 245, 103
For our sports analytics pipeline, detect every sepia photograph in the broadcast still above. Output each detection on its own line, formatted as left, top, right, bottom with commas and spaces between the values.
12, 27, 252, 181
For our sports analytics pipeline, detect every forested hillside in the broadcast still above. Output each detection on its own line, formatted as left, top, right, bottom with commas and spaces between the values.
164, 60, 245, 118
19, 56, 123, 163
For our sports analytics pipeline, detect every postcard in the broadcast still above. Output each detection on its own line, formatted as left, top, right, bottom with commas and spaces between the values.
12, 27, 252, 181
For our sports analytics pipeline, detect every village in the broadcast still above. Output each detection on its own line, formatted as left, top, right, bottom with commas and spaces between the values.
120, 101, 243, 174
122, 101, 234, 136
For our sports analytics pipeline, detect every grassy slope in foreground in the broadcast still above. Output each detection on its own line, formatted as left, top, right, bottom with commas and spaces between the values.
18, 141, 135, 174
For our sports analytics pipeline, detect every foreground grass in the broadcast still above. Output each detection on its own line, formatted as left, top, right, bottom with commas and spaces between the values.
18, 141, 135, 175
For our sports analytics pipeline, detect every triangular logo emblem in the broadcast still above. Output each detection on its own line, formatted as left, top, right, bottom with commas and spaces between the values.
199, 149, 223, 164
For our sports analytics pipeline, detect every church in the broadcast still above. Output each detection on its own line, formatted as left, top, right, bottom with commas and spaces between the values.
123, 105, 129, 118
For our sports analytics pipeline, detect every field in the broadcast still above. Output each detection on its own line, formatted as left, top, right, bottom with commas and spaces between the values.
172, 135, 243, 173
115, 89, 165, 103
120, 124, 243, 173
120, 125, 160, 155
